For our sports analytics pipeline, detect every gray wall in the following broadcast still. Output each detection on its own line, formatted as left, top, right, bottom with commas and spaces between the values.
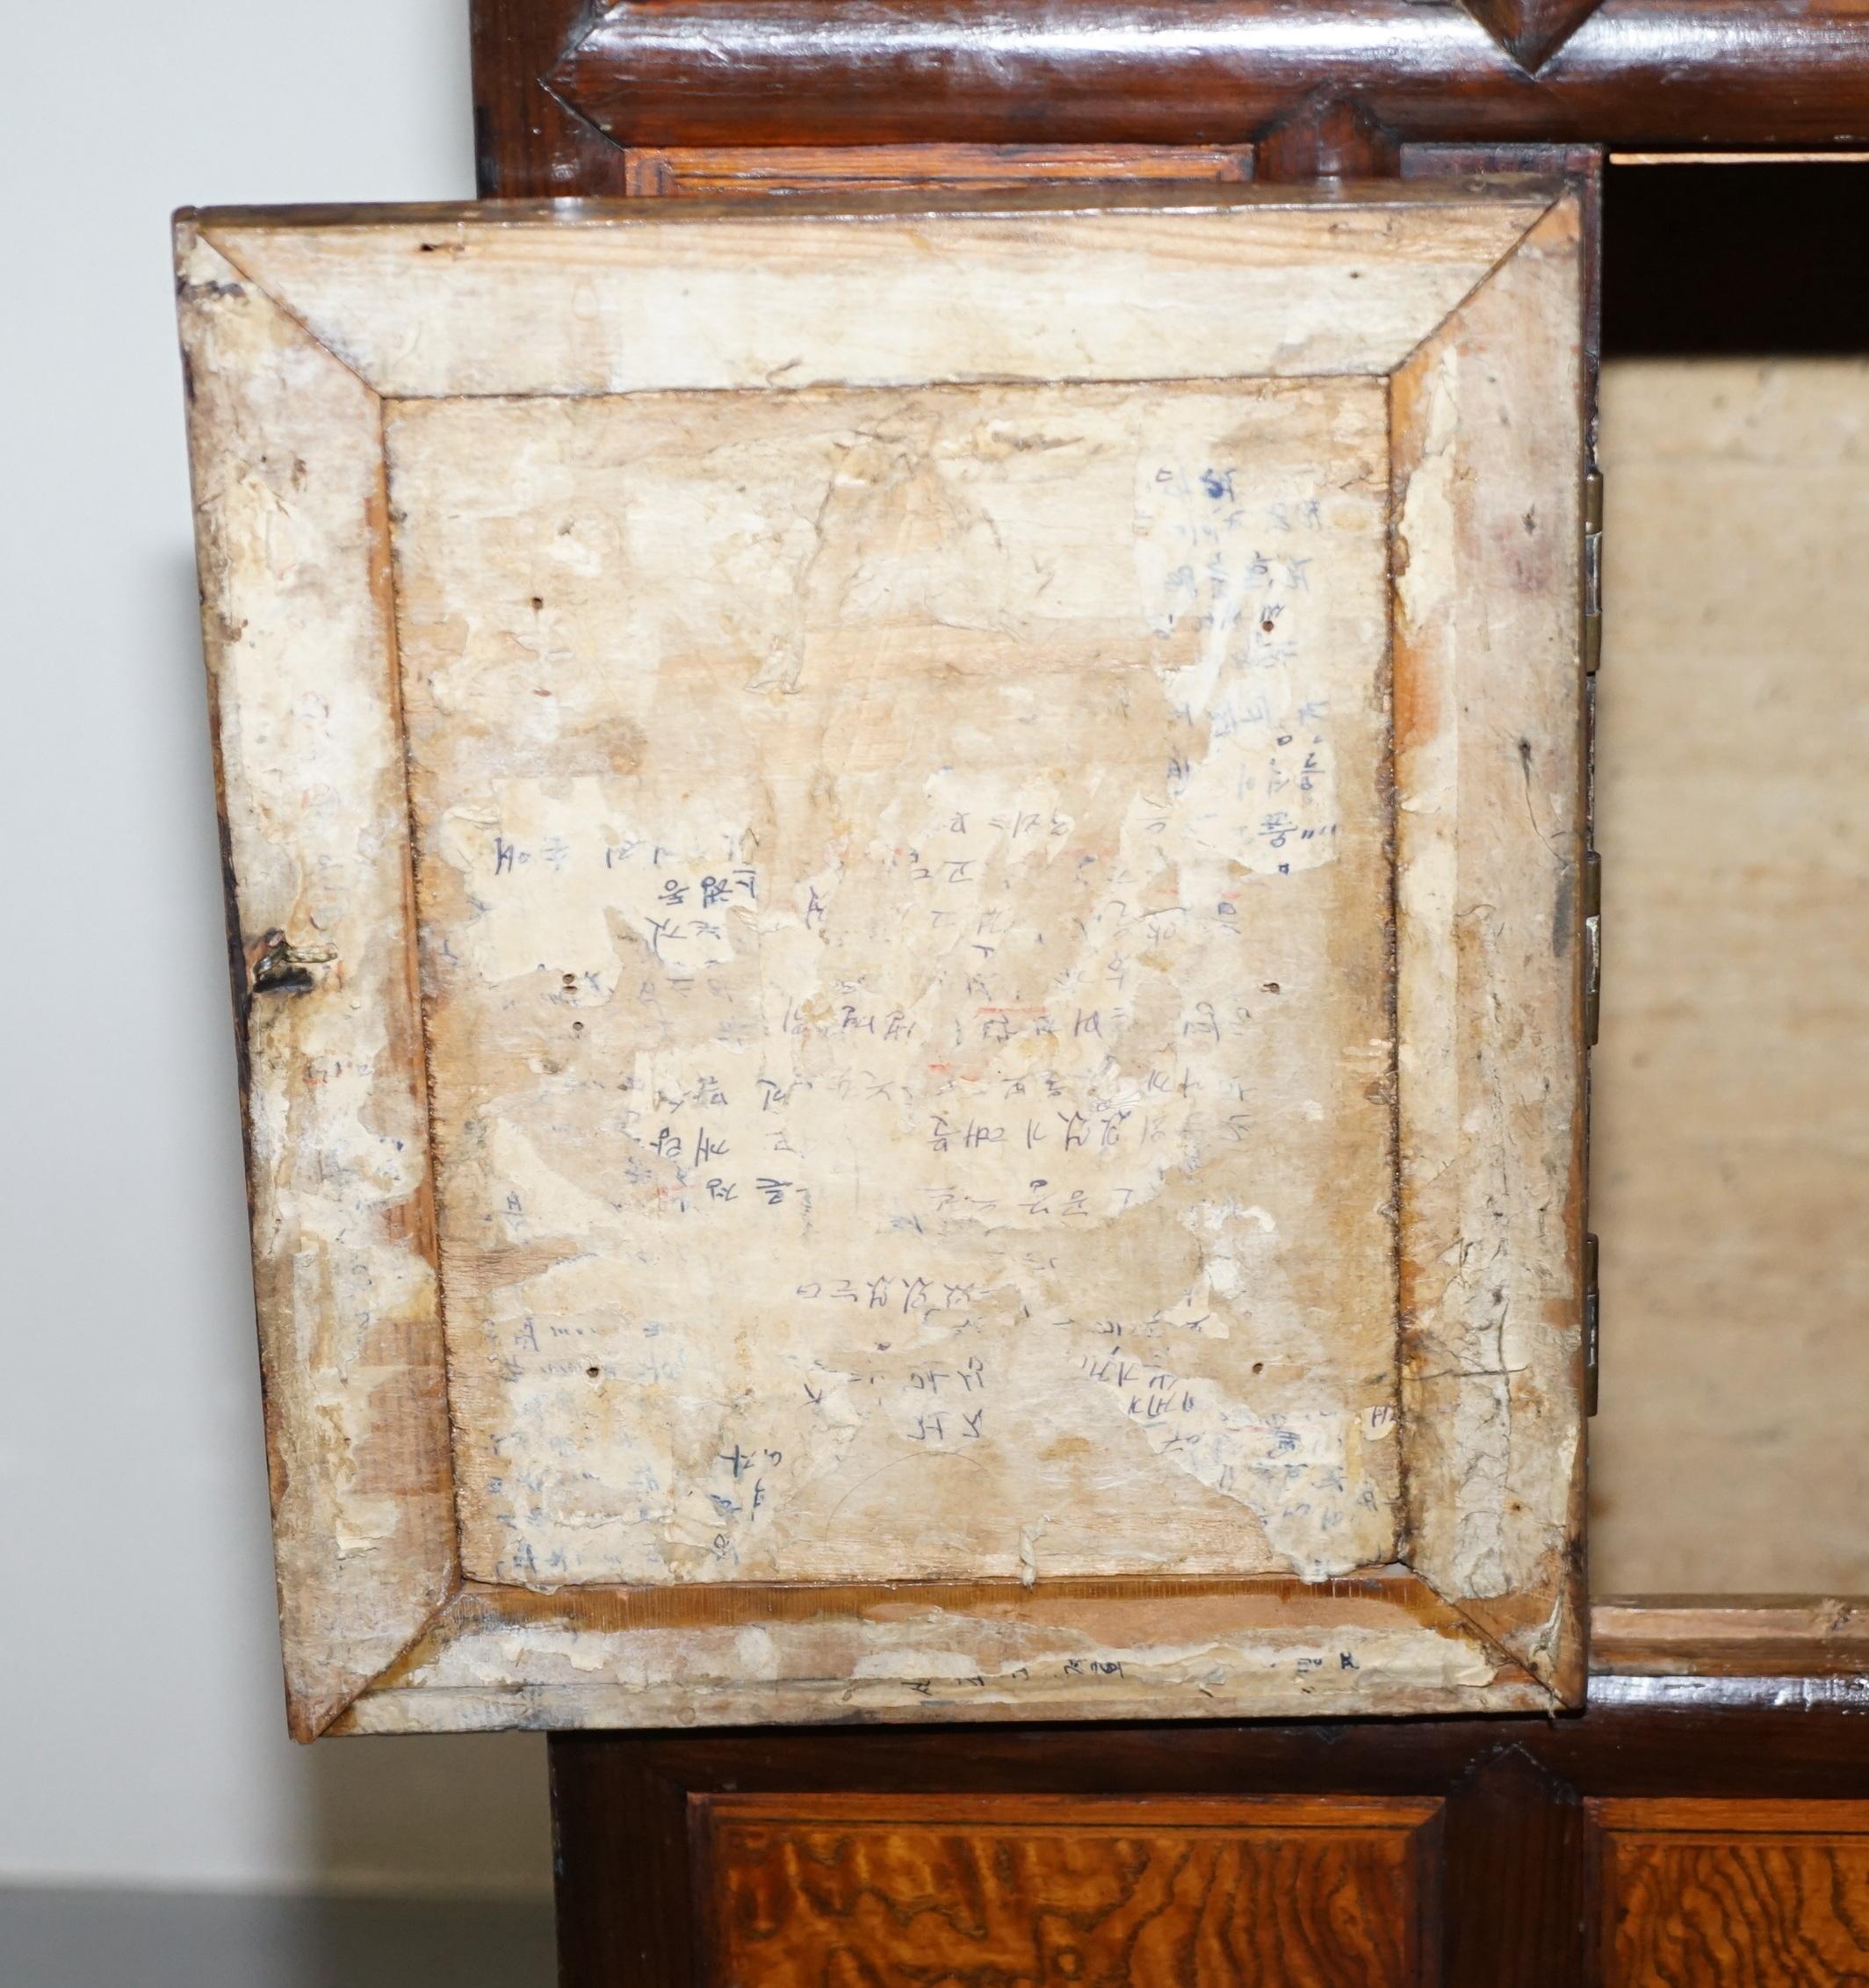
1, 0, 550, 1895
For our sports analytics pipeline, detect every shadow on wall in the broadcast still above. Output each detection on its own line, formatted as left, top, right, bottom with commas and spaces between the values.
305, 1732, 553, 1898
160, 544, 552, 1901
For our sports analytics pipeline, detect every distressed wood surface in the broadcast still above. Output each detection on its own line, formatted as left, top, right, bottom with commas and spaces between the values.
388, 374, 1399, 1593
1589, 360, 1869, 1596
177, 224, 457, 1740
177, 186, 1589, 1735
1391, 198, 1588, 1696
699, 1794, 1442, 1988
196, 184, 1553, 398
336, 1572, 1548, 1733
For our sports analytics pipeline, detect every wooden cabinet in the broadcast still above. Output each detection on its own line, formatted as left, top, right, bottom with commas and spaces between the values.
168, 1, 1869, 1977
552, 1696, 1869, 1985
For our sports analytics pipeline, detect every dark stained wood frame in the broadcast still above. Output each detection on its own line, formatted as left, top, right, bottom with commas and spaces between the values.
552, 1681, 1869, 1987
472, 0, 1869, 197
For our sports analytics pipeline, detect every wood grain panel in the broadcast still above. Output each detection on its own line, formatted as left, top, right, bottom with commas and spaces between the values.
622, 144, 1252, 198
551, 1674, 1869, 1986
1591, 1600, 1869, 1680
1592, 1799, 1869, 1986
699, 1795, 1441, 1987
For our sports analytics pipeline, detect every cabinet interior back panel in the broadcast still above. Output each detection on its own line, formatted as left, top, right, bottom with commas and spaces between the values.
1591, 358, 1869, 1595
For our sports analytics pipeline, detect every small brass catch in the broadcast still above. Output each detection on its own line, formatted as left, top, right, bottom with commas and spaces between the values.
1583, 848, 1602, 1046
249, 929, 336, 997
1583, 1232, 1601, 1416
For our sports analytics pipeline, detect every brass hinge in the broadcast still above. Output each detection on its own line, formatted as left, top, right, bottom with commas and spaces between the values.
1581, 466, 1602, 1418
1583, 846, 1602, 1046
1582, 466, 1604, 674
1584, 1231, 1601, 1416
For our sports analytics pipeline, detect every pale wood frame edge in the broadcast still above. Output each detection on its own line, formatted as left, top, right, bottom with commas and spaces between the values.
177, 218, 460, 1739
1391, 193, 1591, 1707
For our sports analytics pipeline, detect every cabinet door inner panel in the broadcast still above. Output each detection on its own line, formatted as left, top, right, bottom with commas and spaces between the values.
386, 378, 1398, 1591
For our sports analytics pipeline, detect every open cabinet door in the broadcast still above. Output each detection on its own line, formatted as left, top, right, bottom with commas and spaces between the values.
176, 177, 1591, 1739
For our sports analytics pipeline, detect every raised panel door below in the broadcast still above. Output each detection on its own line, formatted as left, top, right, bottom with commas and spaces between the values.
698, 1794, 1443, 1987
1592, 1799, 1869, 1987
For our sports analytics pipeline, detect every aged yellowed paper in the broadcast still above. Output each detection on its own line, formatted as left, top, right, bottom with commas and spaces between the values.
387, 379, 1400, 1591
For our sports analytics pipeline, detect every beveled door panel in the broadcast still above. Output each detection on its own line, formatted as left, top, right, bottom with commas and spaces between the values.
699, 1794, 1443, 1987
1591, 1798, 1869, 1986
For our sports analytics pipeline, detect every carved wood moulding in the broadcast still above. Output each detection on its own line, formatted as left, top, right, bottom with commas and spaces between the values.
1466, 0, 1607, 73
539, 0, 1869, 155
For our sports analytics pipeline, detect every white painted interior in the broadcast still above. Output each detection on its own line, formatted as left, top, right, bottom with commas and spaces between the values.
0, 0, 550, 1894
